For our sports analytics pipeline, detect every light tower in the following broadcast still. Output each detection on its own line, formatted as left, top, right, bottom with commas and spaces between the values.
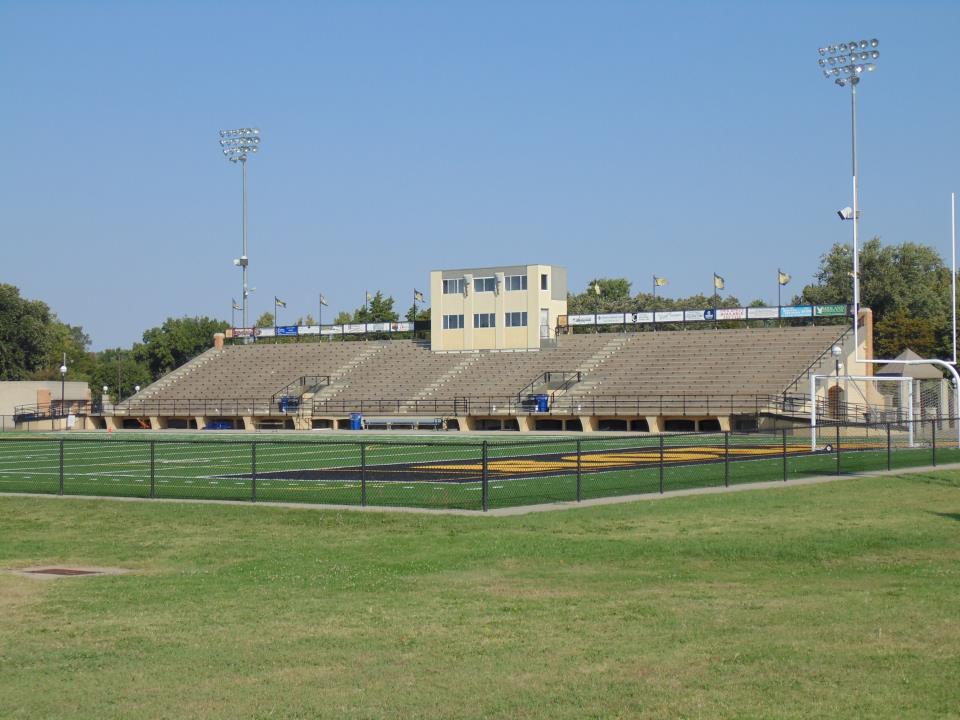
219, 127, 261, 330
816, 39, 878, 347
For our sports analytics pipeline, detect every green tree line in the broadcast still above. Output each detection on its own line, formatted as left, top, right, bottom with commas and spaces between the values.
567, 237, 958, 357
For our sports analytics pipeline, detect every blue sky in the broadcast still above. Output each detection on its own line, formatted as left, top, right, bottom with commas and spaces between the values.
2, 1, 958, 349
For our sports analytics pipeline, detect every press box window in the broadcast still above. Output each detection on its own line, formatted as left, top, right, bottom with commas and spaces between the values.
473, 313, 496, 328
505, 275, 527, 291
505, 312, 528, 327
540, 274, 548, 290
473, 277, 496, 293
442, 278, 466, 294
442, 314, 465, 330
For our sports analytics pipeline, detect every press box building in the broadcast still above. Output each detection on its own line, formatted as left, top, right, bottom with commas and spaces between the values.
429, 264, 567, 351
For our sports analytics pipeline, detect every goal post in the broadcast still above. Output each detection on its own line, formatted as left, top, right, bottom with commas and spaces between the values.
809, 374, 920, 450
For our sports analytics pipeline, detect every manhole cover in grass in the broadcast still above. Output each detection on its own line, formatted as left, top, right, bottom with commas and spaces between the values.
9, 566, 132, 580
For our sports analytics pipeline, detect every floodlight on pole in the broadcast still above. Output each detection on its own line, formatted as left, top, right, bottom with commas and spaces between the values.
219, 127, 261, 333
817, 39, 878, 344
817, 40, 960, 446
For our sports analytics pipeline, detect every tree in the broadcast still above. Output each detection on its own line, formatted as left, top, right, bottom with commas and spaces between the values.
352, 292, 399, 324
88, 348, 152, 401
873, 309, 937, 359
333, 311, 352, 325
255, 312, 274, 328
801, 238, 954, 357
132, 316, 229, 380
0, 284, 56, 380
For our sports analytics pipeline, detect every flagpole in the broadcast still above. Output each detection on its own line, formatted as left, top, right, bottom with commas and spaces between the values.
652, 275, 656, 299
413, 289, 417, 319
318, 293, 323, 342
274, 297, 278, 327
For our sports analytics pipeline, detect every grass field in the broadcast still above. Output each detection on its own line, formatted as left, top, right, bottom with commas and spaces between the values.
2, 471, 959, 718
0, 428, 955, 510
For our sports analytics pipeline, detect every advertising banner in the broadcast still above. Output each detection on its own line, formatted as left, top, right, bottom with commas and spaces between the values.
255, 327, 276, 338
299, 325, 320, 336
625, 312, 654, 324
814, 304, 848, 317
391, 321, 413, 332
366, 322, 392, 332
567, 314, 596, 326
716, 307, 747, 320
655, 310, 684, 323
343, 323, 367, 334
781, 305, 813, 318
230, 328, 255, 338
746, 307, 778, 319
321, 325, 343, 335
276, 325, 298, 336
684, 309, 715, 322
597, 313, 625, 325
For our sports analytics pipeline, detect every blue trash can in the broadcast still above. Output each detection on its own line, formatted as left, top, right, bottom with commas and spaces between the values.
535, 394, 549, 413
350, 412, 363, 430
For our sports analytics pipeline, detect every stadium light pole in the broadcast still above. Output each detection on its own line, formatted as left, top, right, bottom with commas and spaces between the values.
818, 38, 879, 343
818, 41, 960, 445
220, 128, 261, 331
59, 353, 67, 420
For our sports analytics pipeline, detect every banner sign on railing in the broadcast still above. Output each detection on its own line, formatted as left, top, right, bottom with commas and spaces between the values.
229, 320, 417, 339
716, 307, 747, 320
814, 304, 848, 317
229, 304, 851, 341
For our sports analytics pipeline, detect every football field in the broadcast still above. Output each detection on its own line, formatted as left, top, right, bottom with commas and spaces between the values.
0, 428, 953, 510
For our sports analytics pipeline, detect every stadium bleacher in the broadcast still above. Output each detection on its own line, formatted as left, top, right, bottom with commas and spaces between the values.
112, 325, 849, 432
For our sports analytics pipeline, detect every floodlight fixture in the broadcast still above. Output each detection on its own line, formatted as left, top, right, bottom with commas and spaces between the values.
219, 127, 261, 163
838, 206, 854, 220
817, 39, 878, 87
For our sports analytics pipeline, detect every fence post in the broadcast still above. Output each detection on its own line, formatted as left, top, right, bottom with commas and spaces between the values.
835, 424, 841, 476
724, 432, 730, 487
576, 439, 582, 502
782, 428, 787, 482
658, 433, 665, 494
932, 420, 937, 467
58, 439, 64, 495
150, 440, 156, 498
481, 441, 489, 512
251, 442, 257, 502
360, 442, 367, 507
886, 422, 891, 471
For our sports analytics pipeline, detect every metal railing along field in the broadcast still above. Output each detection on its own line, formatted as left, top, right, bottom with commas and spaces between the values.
0, 417, 955, 511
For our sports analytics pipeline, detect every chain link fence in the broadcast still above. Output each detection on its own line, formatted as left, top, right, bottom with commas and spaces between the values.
0, 418, 957, 511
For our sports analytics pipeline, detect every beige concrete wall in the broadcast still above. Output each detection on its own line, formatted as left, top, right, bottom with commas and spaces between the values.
0, 381, 91, 416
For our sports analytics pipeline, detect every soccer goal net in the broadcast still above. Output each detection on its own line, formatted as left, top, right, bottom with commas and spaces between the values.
810, 374, 954, 450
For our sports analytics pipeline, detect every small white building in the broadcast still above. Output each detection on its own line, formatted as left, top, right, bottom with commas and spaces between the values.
429, 264, 568, 351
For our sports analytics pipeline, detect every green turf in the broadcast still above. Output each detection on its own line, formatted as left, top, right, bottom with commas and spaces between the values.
0, 430, 954, 510
2, 472, 960, 718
